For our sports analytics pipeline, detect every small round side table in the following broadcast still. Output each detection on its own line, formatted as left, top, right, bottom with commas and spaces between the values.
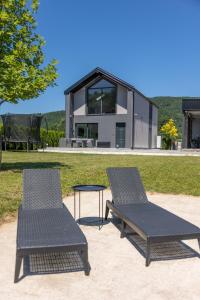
72, 185, 107, 229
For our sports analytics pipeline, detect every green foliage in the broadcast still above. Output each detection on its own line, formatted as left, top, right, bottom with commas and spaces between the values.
43, 110, 65, 131
41, 128, 64, 147
0, 0, 58, 104
1, 152, 200, 221
160, 119, 178, 149
151, 97, 183, 136
0, 124, 3, 136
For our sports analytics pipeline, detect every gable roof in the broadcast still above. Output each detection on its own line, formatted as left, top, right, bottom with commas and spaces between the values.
182, 98, 200, 111
64, 67, 157, 107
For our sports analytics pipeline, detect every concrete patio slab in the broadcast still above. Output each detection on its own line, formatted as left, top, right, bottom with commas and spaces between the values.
40, 147, 200, 157
0, 191, 200, 300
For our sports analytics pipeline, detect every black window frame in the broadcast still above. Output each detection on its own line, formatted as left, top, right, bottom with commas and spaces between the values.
86, 78, 117, 115
75, 123, 98, 140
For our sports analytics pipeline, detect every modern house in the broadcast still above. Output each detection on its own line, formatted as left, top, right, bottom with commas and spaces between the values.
64, 67, 158, 148
182, 98, 200, 148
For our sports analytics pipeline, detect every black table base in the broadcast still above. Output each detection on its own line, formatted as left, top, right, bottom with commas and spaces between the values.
72, 185, 106, 230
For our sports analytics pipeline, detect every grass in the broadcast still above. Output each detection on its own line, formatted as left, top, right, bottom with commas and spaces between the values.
1, 151, 200, 222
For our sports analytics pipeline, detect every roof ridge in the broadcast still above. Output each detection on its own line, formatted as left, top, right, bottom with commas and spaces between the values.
64, 67, 157, 107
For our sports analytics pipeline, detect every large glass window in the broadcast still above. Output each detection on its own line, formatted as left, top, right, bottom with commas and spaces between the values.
75, 123, 98, 139
76, 124, 87, 138
87, 79, 116, 114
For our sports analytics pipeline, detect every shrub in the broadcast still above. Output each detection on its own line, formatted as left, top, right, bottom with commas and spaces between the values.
160, 119, 178, 150
41, 129, 64, 147
0, 124, 3, 136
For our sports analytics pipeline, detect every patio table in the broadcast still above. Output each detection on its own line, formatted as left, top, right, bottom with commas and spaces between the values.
72, 185, 106, 229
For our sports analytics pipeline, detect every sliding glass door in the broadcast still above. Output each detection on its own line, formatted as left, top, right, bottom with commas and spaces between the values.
75, 124, 87, 138
75, 123, 98, 140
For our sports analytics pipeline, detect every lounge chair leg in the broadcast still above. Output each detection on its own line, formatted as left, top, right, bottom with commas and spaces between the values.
81, 248, 90, 276
105, 203, 109, 220
14, 253, 22, 283
120, 221, 126, 238
146, 240, 151, 267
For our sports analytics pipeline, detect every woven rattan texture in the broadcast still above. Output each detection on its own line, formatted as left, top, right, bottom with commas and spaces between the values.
113, 219, 199, 261
107, 167, 148, 205
114, 202, 200, 238
129, 233, 199, 261
22, 169, 63, 209
17, 206, 87, 249
24, 251, 85, 274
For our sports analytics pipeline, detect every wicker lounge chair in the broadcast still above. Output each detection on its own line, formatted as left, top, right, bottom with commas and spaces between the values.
15, 169, 90, 283
105, 167, 200, 266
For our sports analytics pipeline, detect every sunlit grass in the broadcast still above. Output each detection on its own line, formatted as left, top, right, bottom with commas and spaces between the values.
1, 151, 200, 222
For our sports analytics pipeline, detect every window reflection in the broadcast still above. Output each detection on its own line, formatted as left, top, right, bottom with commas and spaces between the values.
87, 79, 116, 114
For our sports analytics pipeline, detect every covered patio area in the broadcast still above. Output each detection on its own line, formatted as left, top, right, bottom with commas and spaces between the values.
182, 99, 200, 148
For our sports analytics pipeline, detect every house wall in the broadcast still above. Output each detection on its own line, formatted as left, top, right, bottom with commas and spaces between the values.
73, 87, 85, 115
134, 92, 150, 148
116, 85, 127, 114
152, 105, 158, 148
73, 114, 132, 148
65, 80, 158, 149
192, 117, 200, 139
127, 90, 134, 148
182, 113, 189, 148
65, 93, 73, 138
73, 83, 128, 116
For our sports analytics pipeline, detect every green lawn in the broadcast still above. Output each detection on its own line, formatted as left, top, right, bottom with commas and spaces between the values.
1, 151, 200, 222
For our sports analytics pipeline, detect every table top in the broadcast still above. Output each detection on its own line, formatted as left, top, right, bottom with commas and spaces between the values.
72, 185, 106, 192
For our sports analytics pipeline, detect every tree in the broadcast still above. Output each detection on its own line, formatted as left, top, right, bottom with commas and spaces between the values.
160, 118, 178, 149
0, 0, 58, 106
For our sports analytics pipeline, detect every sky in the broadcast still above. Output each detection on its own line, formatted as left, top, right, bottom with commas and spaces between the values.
1, 0, 200, 114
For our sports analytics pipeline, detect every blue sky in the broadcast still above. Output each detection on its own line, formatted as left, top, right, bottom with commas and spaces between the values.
1, 0, 200, 114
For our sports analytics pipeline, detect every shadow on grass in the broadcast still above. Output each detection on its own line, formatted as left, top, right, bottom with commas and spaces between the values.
1, 161, 69, 172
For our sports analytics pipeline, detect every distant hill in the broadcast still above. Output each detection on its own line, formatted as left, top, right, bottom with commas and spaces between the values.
151, 97, 183, 136
43, 110, 65, 131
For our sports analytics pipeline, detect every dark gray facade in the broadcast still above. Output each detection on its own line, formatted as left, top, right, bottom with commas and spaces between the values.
182, 98, 200, 148
64, 68, 158, 149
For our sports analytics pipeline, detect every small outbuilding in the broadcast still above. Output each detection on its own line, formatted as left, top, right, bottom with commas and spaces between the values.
182, 98, 200, 148
64, 67, 158, 148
